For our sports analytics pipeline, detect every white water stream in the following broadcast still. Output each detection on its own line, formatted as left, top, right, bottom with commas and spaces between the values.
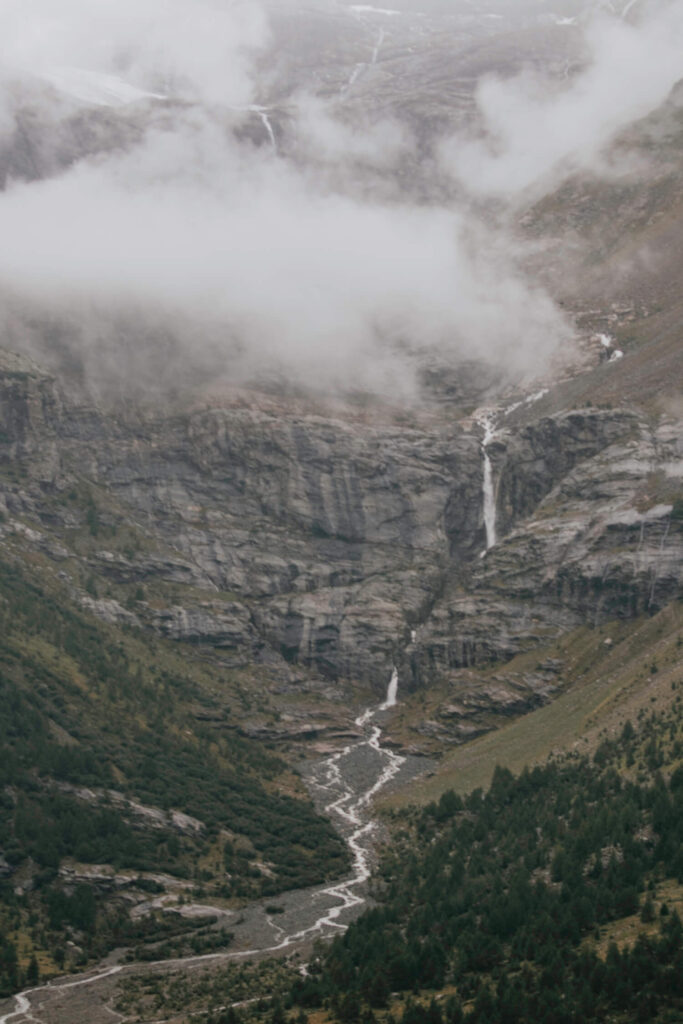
294, 665, 404, 931
0, 672, 405, 1024
475, 389, 551, 555
342, 21, 385, 92
474, 411, 498, 552
227, 105, 277, 152
481, 417, 497, 551
258, 113, 277, 152
248, 106, 277, 152
371, 27, 385, 64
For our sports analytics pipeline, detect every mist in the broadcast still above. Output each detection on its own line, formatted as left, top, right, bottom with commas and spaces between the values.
0, 0, 677, 399
0, 0, 267, 107
444, 0, 683, 198
0, 113, 568, 396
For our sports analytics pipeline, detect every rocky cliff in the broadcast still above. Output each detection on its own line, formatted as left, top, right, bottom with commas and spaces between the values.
408, 408, 682, 687
0, 0, 681, 723
1, 350, 680, 704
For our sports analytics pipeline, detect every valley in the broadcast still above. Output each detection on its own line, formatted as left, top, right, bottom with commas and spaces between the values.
0, 674, 420, 1023
0, 0, 682, 1021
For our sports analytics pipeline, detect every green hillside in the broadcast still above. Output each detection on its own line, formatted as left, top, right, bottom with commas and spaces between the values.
384, 601, 683, 805
293, 707, 683, 1024
0, 557, 348, 992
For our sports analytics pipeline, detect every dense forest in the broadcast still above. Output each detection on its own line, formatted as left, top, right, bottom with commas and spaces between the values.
290, 707, 683, 1024
0, 558, 348, 991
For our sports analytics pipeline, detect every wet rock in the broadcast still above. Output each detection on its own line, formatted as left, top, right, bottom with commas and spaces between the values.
408, 412, 683, 683
1, 354, 681, 707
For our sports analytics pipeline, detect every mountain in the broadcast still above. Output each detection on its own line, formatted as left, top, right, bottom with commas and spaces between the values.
1, 327, 680, 742
0, 0, 682, 1017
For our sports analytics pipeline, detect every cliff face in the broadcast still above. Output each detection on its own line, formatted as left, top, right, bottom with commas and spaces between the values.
408, 409, 682, 687
0, 0, 679, 710
0, 362, 480, 683
1, 353, 681, 697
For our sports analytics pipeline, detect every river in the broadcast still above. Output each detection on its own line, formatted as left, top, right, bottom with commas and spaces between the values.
0, 671, 422, 1024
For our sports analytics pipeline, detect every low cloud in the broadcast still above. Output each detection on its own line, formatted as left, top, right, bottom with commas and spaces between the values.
0, 0, 267, 108
3, 0, 641, 399
0, 111, 568, 396
292, 94, 407, 171
442, 0, 683, 199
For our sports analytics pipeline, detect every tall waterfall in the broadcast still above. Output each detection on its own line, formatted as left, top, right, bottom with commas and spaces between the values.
477, 412, 498, 551
257, 111, 277, 152
482, 451, 497, 549
380, 667, 398, 709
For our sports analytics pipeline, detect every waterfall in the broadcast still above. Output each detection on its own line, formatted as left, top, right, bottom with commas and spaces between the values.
380, 666, 398, 709
482, 450, 497, 549
371, 27, 385, 63
476, 390, 549, 552
258, 111, 277, 152
478, 413, 498, 551
242, 105, 277, 152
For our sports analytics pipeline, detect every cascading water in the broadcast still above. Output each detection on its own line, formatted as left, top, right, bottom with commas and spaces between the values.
371, 27, 385, 63
256, 111, 277, 152
380, 665, 398, 708
0, 672, 407, 1024
236, 105, 277, 152
476, 412, 498, 551
475, 389, 551, 555
482, 462, 496, 549
341, 20, 385, 93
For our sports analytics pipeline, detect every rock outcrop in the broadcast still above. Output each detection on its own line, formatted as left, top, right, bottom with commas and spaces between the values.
1, 352, 681, 701
406, 410, 682, 687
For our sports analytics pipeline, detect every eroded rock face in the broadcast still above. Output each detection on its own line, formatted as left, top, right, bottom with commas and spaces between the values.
92, 404, 484, 683
407, 412, 683, 687
0, 356, 681, 695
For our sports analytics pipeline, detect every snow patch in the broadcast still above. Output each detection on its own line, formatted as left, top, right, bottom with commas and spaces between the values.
39, 66, 165, 108
349, 5, 401, 16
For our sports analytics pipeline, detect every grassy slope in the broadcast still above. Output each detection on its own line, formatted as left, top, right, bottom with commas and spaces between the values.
0, 552, 350, 988
383, 600, 683, 806
0, 551, 350, 881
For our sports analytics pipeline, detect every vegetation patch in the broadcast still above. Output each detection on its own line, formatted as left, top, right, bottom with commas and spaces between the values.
289, 710, 683, 1024
0, 557, 349, 991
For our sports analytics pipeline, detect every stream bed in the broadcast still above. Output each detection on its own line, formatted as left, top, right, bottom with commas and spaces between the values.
0, 675, 429, 1024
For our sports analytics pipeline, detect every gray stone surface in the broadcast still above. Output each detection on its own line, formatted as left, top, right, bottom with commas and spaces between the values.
1, 356, 681, 713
